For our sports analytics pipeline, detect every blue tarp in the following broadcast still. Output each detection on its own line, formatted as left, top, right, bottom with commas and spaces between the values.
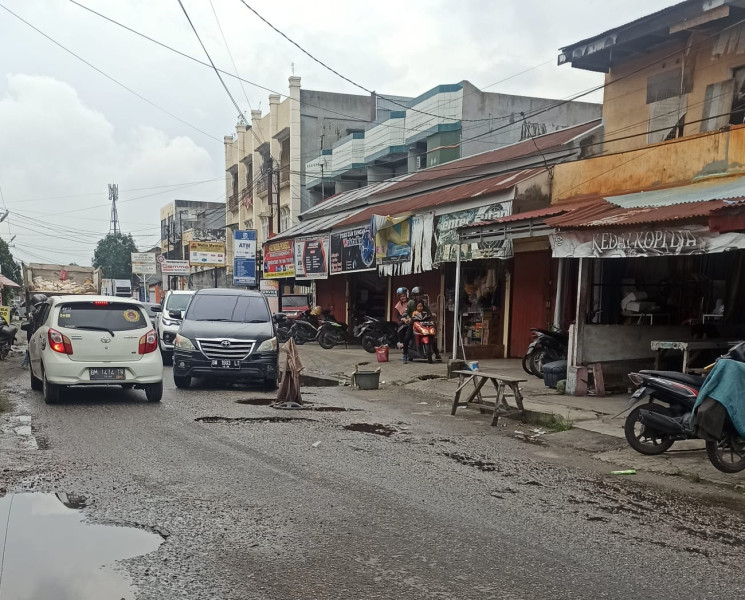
693, 359, 745, 437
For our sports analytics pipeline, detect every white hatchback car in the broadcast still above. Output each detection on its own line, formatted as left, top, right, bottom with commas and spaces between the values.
27, 296, 164, 404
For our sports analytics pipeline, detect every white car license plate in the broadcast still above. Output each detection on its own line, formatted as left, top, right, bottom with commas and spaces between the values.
89, 368, 126, 381
211, 359, 240, 369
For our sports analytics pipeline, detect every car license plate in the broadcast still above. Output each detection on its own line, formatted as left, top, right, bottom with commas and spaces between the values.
211, 359, 240, 369
89, 367, 126, 381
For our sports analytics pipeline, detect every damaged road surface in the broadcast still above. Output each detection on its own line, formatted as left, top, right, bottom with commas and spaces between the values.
2, 362, 745, 599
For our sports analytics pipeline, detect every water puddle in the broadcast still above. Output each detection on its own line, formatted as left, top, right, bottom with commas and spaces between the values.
0, 492, 162, 599
343, 423, 397, 437
195, 416, 315, 423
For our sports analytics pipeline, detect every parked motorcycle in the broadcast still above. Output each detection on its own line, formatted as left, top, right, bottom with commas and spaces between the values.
274, 313, 292, 344
624, 370, 704, 454
407, 315, 438, 363
522, 328, 568, 379
288, 309, 323, 345
0, 315, 18, 361
355, 316, 398, 353
318, 316, 352, 349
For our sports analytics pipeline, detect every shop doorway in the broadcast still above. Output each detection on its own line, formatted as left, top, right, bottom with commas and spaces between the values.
509, 250, 553, 357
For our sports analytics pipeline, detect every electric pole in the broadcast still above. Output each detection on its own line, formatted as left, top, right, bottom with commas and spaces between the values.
108, 184, 120, 235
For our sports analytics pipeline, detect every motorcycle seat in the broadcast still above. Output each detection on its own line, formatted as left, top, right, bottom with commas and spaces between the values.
639, 370, 705, 388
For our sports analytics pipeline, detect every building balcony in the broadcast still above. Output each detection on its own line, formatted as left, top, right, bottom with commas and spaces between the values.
228, 192, 238, 211
332, 132, 365, 174
404, 84, 463, 144
256, 174, 269, 196
364, 112, 406, 163
305, 150, 333, 188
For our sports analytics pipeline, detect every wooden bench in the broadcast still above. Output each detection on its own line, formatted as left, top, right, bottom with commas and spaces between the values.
450, 370, 526, 426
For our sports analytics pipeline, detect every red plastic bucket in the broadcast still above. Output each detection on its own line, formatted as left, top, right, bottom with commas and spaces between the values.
375, 346, 389, 363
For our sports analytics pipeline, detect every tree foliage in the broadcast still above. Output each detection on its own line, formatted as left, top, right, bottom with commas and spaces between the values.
92, 233, 138, 279
0, 238, 21, 304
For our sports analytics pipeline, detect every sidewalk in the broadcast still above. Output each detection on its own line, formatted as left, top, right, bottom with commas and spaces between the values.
295, 343, 745, 489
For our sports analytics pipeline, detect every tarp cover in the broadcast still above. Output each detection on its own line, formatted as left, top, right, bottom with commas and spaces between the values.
693, 359, 745, 438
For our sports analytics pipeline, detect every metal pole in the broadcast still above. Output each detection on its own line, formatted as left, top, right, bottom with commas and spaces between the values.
451, 240, 462, 360
553, 258, 565, 329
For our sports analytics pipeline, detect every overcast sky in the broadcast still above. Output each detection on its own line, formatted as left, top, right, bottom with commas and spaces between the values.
0, 0, 676, 266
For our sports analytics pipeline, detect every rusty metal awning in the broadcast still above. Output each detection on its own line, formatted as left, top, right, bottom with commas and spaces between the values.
0, 274, 20, 287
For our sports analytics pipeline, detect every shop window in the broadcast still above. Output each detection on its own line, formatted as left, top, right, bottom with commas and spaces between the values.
280, 206, 291, 232
646, 67, 691, 144
701, 66, 745, 133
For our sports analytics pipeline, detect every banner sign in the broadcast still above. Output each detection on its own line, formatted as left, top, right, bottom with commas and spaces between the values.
160, 260, 190, 276
330, 226, 376, 274
0, 306, 9, 323
189, 241, 226, 267
263, 239, 294, 279
131, 252, 157, 274
233, 230, 257, 286
549, 226, 745, 258
294, 235, 330, 280
435, 203, 512, 263
260, 279, 279, 314
372, 215, 411, 264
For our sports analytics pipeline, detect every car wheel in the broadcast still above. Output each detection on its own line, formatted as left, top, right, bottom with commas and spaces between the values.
263, 378, 278, 391
145, 382, 163, 402
42, 369, 61, 405
30, 364, 42, 391
174, 374, 191, 389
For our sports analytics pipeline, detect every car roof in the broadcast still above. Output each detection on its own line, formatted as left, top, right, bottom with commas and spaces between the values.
166, 290, 195, 295
50, 295, 143, 306
193, 288, 263, 297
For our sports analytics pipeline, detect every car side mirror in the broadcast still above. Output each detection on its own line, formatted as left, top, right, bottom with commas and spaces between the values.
151, 306, 162, 313
169, 310, 184, 320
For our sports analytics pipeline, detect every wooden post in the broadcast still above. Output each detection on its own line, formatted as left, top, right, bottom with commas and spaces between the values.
572, 257, 590, 367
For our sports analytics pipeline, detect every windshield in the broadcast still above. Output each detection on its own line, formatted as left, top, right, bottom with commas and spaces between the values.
165, 294, 193, 311
57, 302, 147, 332
282, 296, 308, 308
186, 294, 270, 323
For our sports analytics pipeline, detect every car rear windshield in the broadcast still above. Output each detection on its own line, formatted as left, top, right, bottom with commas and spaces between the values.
282, 296, 308, 308
57, 302, 148, 331
165, 294, 192, 311
186, 294, 270, 323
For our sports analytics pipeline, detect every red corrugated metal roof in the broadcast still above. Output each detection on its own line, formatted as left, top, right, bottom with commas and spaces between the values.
334, 168, 546, 228
545, 198, 731, 229
379, 120, 601, 195
0, 274, 20, 287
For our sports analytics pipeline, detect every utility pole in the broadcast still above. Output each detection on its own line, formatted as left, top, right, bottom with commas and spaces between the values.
108, 184, 119, 235
266, 160, 274, 237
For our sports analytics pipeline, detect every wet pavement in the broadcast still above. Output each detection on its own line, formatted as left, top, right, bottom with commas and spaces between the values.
2, 351, 745, 598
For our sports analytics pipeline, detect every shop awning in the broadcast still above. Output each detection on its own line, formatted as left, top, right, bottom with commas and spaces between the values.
271, 208, 366, 241
605, 176, 745, 209
0, 274, 19, 288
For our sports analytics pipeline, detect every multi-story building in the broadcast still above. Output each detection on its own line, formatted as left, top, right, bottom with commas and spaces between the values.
159, 198, 226, 263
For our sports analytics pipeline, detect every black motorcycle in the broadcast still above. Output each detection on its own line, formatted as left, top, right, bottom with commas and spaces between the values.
0, 315, 18, 361
624, 370, 704, 455
317, 311, 351, 349
289, 310, 322, 345
522, 328, 568, 379
274, 313, 292, 344
355, 316, 398, 353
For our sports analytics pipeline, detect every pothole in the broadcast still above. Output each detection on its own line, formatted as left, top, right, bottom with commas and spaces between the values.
0, 493, 162, 599
235, 398, 274, 405
443, 451, 497, 472
269, 401, 362, 412
195, 416, 316, 423
343, 423, 397, 437
417, 374, 446, 381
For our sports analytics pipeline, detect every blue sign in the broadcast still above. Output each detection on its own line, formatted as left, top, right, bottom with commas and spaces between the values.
233, 230, 257, 286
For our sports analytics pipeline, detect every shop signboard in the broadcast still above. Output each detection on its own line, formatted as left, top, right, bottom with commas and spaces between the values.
160, 260, 190, 276
549, 226, 745, 258
263, 239, 294, 279
434, 202, 511, 263
372, 215, 411, 264
329, 226, 376, 274
189, 241, 226, 266
0, 305, 9, 323
293, 234, 330, 280
130, 252, 157, 274
260, 279, 279, 313
233, 230, 257, 286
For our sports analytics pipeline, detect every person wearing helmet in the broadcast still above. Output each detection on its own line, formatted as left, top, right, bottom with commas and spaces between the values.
404, 286, 441, 362
393, 287, 409, 322
21, 294, 47, 367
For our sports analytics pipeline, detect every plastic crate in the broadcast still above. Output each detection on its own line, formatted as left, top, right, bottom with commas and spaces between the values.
543, 360, 568, 389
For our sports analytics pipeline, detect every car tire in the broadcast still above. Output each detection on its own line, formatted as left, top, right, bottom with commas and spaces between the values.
30, 365, 42, 391
42, 369, 61, 405
145, 382, 163, 402
263, 378, 278, 391
174, 374, 191, 389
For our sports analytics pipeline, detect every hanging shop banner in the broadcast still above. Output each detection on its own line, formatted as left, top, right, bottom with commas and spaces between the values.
189, 241, 226, 267
260, 279, 279, 313
0, 306, 9, 323
434, 203, 512, 263
131, 252, 157, 274
263, 239, 294, 279
549, 226, 745, 259
371, 215, 411, 264
233, 230, 257, 286
330, 226, 376, 274
294, 234, 330, 280
160, 260, 190, 276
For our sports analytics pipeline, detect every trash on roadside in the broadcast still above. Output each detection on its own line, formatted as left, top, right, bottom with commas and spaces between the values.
375, 346, 389, 363
312, 441, 321, 448
514, 429, 547, 444
610, 469, 637, 475
417, 402, 429, 405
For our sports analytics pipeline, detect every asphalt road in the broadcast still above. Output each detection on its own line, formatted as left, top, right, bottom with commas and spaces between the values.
2, 358, 745, 599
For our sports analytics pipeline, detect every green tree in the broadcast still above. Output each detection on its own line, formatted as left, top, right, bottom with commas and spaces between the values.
92, 233, 138, 279
0, 238, 21, 304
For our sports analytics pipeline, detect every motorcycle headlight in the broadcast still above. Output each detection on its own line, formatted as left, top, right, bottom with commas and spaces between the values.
257, 337, 278, 353
174, 334, 195, 350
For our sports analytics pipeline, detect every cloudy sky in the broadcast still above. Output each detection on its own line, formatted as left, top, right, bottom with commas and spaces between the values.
0, 0, 676, 266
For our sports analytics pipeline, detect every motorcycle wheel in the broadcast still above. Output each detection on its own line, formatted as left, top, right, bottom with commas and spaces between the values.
361, 335, 377, 354
521, 353, 534, 376
294, 335, 306, 345
277, 328, 290, 344
529, 350, 545, 379
706, 431, 745, 473
624, 403, 675, 455
319, 331, 336, 350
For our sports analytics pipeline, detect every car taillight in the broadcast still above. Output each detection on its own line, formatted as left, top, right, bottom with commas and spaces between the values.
138, 329, 158, 354
48, 328, 73, 355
